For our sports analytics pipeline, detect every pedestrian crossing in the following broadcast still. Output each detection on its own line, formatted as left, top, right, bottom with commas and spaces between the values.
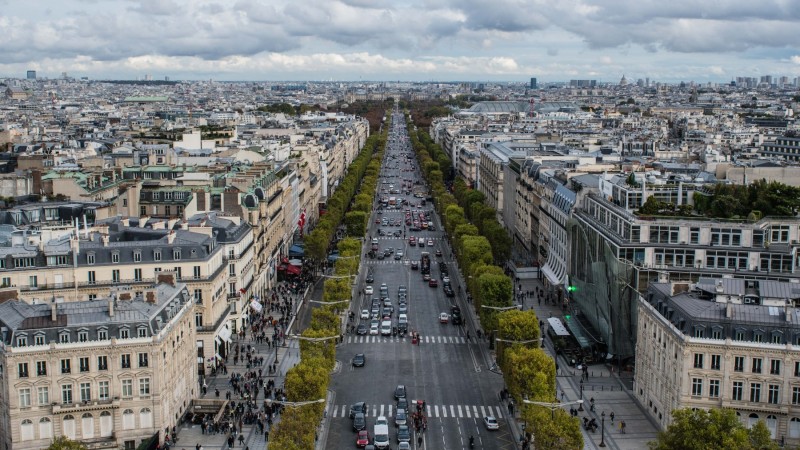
346, 335, 468, 344
331, 401, 504, 420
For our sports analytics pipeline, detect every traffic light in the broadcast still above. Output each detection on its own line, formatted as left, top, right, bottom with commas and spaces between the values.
567, 285, 577, 293
565, 314, 571, 321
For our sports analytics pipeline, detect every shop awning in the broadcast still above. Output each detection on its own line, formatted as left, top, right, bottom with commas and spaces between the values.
288, 258, 303, 266
541, 263, 561, 286
547, 317, 570, 337
286, 264, 302, 276
218, 327, 232, 344
564, 318, 592, 349
250, 300, 263, 313
289, 245, 305, 256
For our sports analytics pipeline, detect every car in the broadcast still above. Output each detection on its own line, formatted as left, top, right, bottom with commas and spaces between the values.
397, 443, 410, 450
439, 312, 449, 323
382, 307, 393, 317
383, 298, 393, 307
411, 261, 419, 270
484, 415, 500, 430
365, 286, 374, 295
366, 272, 375, 283
353, 353, 366, 367
417, 240, 424, 248
442, 276, 450, 284
356, 324, 368, 335
380, 321, 392, 336
451, 311, 462, 325
375, 218, 381, 224
429, 279, 438, 288
383, 249, 391, 257
397, 424, 411, 442
370, 323, 380, 335
361, 309, 371, 319
395, 408, 407, 427
371, 306, 380, 318
423, 273, 431, 281
394, 251, 403, 260
394, 385, 407, 400
427, 239, 434, 246
377, 252, 385, 260
398, 304, 408, 314
395, 397, 409, 411
375, 415, 389, 426
435, 249, 442, 257
353, 412, 367, 431
350, 402, 368, 418
398, 313, 408, 325
443, 286, 455, 297
357, 430, 370, 447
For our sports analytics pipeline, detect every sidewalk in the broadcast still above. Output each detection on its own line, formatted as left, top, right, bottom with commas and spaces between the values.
510, 269, 659, 450
175, 283, 310, 450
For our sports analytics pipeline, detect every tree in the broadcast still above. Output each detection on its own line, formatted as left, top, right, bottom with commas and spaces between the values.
343, 211, 367, 237
496, 309, 541, 368
648, 408, 779, 450
47, 437, 87, 450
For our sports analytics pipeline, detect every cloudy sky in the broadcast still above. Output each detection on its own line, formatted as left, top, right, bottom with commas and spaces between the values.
2, 0, 800, 82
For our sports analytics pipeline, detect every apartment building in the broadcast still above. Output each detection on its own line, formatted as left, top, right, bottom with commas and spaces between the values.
761, 136, 800, 162
569, 188, 800, 359
636, 279, 800, 445
0, 282, 196, 450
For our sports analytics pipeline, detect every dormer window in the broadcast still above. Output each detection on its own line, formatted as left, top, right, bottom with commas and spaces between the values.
173, 249, 181, 261
34, 334, 45, 346
133, 251, 141, 263
77, 330, 89, 342
87, 253, 95, 265
16, 335, 27, 347
754, 329, 765, 343
111, 252, 120, 264
154, 250, 161, 262
59, 331, 70, 344
772, 331, 784, 344
137, 327, 147, 338
119, 328, 130, 339
97, 328, 108, 341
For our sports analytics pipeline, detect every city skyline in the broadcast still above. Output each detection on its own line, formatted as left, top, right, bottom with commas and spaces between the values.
2, 0, 800, 82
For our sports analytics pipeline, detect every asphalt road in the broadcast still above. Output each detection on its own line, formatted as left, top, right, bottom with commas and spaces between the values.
325, 110, 512, 450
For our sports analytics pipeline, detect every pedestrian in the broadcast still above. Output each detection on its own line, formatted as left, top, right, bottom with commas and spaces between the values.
418, 435, 423, 446
610, 411, 615, 424
620, 421, 626, 434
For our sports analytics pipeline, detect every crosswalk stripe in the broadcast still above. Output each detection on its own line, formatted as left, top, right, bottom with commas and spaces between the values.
495, 406, 503, 419
388, 405, 393, 417
473, 406, 479, 418
450, 405, 455, 417
442, 406, 447, 418
465, 405, 471, 418
380, 404, 385, 417
458, 405, 463, 418
427, 405, 431, 417
342, 405, 347, 418
480, 406, 487, 417
372, 405, 377, 417
434, 405, 439, 418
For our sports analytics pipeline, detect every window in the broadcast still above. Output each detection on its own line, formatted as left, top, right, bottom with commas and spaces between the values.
19, 388, 31, 407
98, 381, 109, 400
140, 206, 147, 216
173, 249, 181, 261
194, 266, 201, 279
751, 383, 762, 403
112, 253, 119, 263
793, 387, 800, 405
78, 331, 88, 342
61, 359, 71, 374
734, 356, 745, 372
88, 271, 96, 285
1, 276, 10, 287
796, 361, 800, 377
229, 263, 236, 276
120, 328, 129, 339
97, 356, 107, 371
16, 335, 27, 347
35, 360, 47, 376
79, 357, 89, 373
772, 333, 783, 344
165, 205, 171, 216
754, 332, 763, 343
121, 354, 131, 369
771, 359, 782, 375
195, 313, 204, 327
18, 363, 28, 378
61, 384, 73, 404
733, 381, 744, 401
194, 289, 203, 302
138, 353, 149, 367
133, 268, 142, 282
709, 379, 720, 398
88, 294, 96, 301
37, 387, 49, 405
174, 267, 182, 280
690, 227, 700, 244
711, 354, 721, 370
154, 250, 161, 261
138, 327, 147, 338
112, 269, 120, 283
770, 225, 790, 243
693, 353, 704, 369
133, 251, 141, 263
97, 329, 108, 341
29, 276, 37, 288
753, 358, 763, 374
769, 384, 780, 404
80, 382, 91, 402
139, 378, 151, 396
59, 332, 70, 344
692, 378, 703, 396
34, 335, 45, 345
121, 379, 133, 397
694, 327, 705, 338
735, 329, 747, 341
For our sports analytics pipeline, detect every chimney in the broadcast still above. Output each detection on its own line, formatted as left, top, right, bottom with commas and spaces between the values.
786, 303, 792, 323
101, 235, 109, 247
108, 299, 114, 317
726, 302, 733, 319
167, 230, 176, 244
51, 302, 57, 322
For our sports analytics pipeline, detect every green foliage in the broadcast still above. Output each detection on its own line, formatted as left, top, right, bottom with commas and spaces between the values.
495, 309, 540, 367
526, 408, 583, 450
648, 408, 779, 450
47, 437, 87, 450
258, 103, 298, 115
343, 211, 367, 237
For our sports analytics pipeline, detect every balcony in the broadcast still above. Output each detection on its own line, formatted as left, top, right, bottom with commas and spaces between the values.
52, 397, 121, 414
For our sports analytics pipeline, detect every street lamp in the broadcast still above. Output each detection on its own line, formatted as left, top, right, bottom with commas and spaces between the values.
288, 333, 340, 343
521, 398, 584, 420
600, 411, 606, 447
494, 337, 543, 345
480, 304, 523, 311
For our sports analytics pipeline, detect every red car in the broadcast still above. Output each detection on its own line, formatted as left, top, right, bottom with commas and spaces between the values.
429, 279, 439, 288
356, 430, 370, 447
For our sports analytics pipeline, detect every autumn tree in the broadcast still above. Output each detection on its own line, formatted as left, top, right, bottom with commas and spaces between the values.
648, 408, 779, 450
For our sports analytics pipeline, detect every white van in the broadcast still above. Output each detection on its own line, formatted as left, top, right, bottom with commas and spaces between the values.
374, 416, 390, 448
380, 320, 392, 336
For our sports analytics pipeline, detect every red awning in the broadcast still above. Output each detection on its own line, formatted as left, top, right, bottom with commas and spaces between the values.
281, 256, 290, 264
286, 265, 301, 276
277, 264, 287, 271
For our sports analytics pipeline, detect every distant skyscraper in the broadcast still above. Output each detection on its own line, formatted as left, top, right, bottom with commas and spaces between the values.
530, 77, 537, 89
26, 70, 36, 80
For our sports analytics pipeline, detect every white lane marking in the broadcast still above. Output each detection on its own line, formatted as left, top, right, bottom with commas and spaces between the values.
457, 405, 463, 417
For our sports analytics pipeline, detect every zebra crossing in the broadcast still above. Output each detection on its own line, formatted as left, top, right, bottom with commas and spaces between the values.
331, 401, 504, 420
346, 335, 468, 344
